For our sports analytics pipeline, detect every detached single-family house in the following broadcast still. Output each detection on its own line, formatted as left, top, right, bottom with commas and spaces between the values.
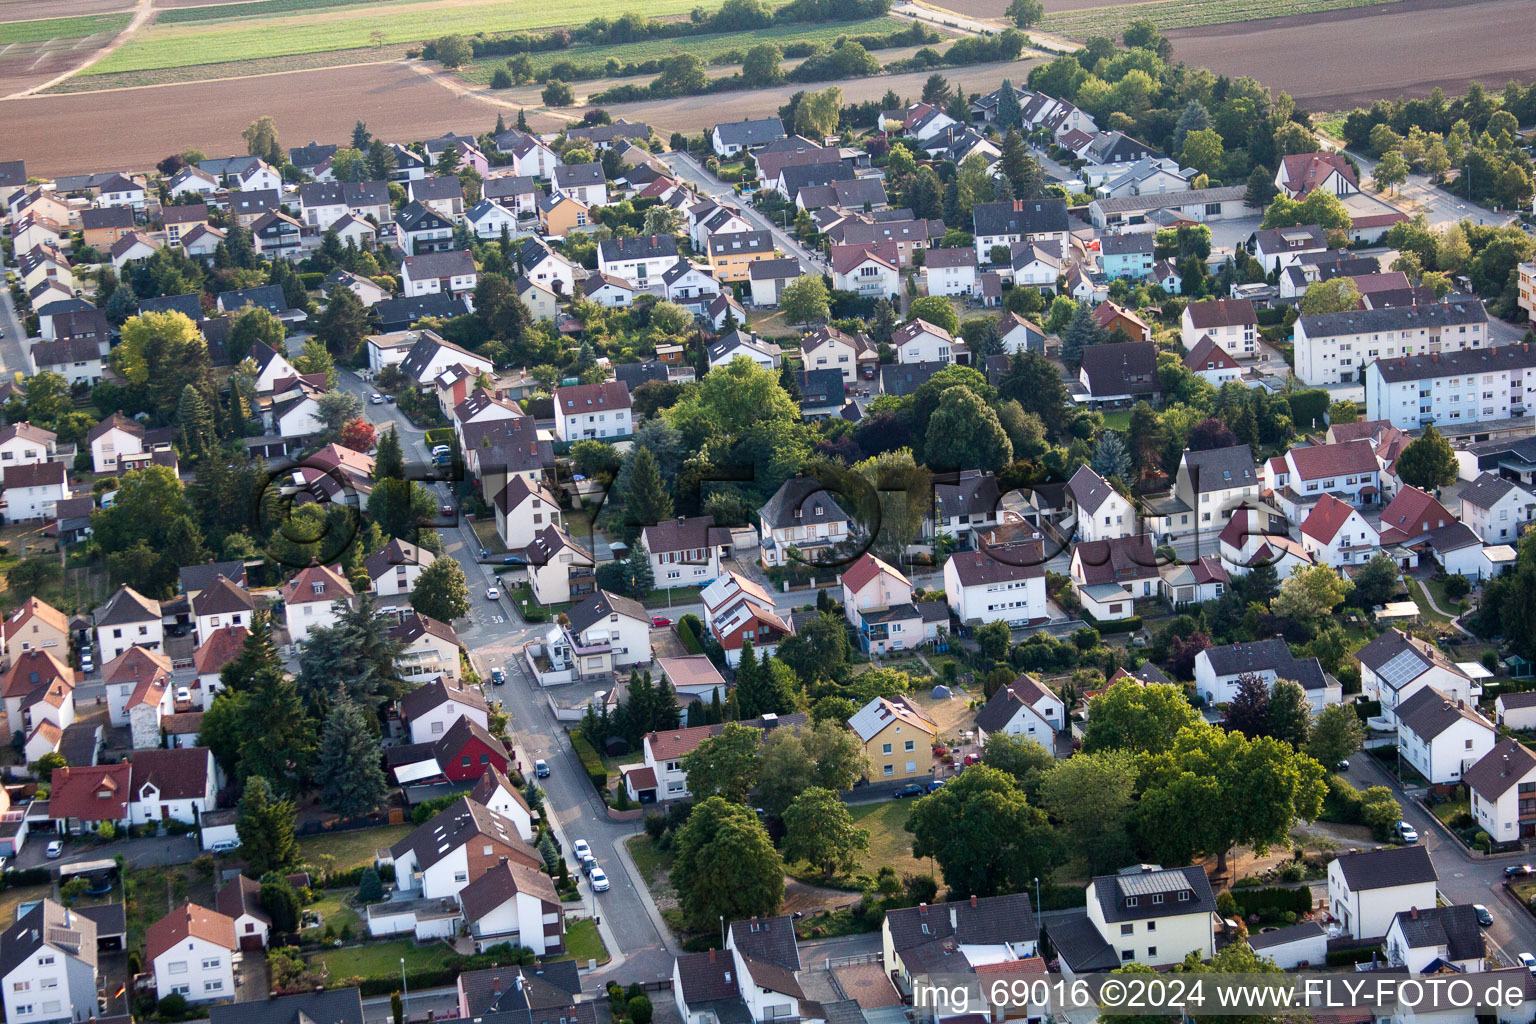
1299, 493, 1381, 567
943, 549, 1046, 627
892, 318, 959, 366
881, 893, 1038, 987
129, 746, 217, 825
282, 561, 354, 645
829, 243, 899, 298
388, 614, 462, 684
700, 572, 793, 668
848, 696, 937, 781
1359, 628, 1482, 726
1466, 738, 1536, 843
2, 462, 68, 524
0, 900, 100, 1024
214, 875, 271, 952
974, 674, 1064, 751
1184, 336, 1241, 386
400, 676, 488, 745
1068, 535, 1159, 621
1327, 845, 1437, 941
711, 118, 786, 158
758, 478, 852, 569
1385, 905, 1484, 973
1458, 473, 1536, 545
1084, 865, 1215, 968
642, 516, 733, 590
1396, 685, 1495, 784
1066, 465, 1138, 543
554, 381, 631, 442
1180, 298, 1257, 356
1193, 638, 1341, 711
403, 250, 478, 298
94, 584, 163, 662
147, 902, 237, 1004
924, 247, 978, 297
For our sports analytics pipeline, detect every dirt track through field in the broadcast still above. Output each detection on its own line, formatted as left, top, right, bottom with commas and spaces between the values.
1164, 0, 1536, 109
0, 0, 134, 23
3, 0, 155, 98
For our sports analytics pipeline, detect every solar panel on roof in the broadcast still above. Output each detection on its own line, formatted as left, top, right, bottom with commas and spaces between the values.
1114, 870, 1187, 897
1377, 648, 1428, 691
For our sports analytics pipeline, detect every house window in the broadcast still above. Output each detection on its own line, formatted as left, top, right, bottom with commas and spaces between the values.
168, 962, 188, 975
1146, 947, 1158, 959
1121, 950, 1133, 962
882, 743, 892, 754
1126, 897, 1138, 907
1120, 924, 1132, 935
201, 958, 221, 970
454, 870, 469, 882
904, 740, 915, 752
883, 764, 894, 776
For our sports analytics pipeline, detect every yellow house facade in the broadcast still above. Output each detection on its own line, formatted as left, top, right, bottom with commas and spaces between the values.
849, 696, 937, 781
538, 196, 590, 237
707, 229, 775, 283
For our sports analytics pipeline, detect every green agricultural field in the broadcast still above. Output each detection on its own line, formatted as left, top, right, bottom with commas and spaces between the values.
157, 0, 405, 24
1042, 0, 1407, 38
84, 0, 734, 76
0, 13, 130, 44
458, 16, 914, 86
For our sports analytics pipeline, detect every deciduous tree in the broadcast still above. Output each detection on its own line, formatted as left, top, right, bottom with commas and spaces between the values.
673, 797, 783, 929
1039, 749, 1138, 872
1083, 681, 1201, 755
780, 275, 830, 325
907, 764, 1058, 898
1307, 704, 1365, 768
683, 722, 763, 802
783, 787, 869, 878
410, 556, 471, 623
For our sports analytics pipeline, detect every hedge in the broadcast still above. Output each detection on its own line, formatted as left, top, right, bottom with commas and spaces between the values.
423, 428, 455, 445
298, 272, 324, 290
320, 862, 396, 889
2, 868, 52, 890
677, 615, 705, 655
570, 733, 607, 792
1325, 946, 1381, 966
1081, 612, 1143, 634
1231, 886, 1312, 918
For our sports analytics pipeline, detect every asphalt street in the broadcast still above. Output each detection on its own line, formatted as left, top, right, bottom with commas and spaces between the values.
662, 152, 823, 277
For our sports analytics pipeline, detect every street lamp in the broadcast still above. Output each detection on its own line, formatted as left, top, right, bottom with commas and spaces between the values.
400, 958, 408, 1024
720, 914, 726, 948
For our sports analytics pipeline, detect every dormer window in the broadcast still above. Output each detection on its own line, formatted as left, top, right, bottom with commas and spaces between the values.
311, 582, 325, 595
1125, 896, 1137, 907
1178, 891, 1189, 901
1152, 893, 1163, 904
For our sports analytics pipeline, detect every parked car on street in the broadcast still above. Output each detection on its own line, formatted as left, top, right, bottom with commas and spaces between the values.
491, 669, 506, 686
894, 783, 924, 799
210, 838, 241, 854
486, 586, 501, 601
1474, 904, 1493, 926
590, 867, 610, 892
1396, 820, 1419, 843
651, 616, 672, 627
573, 839, 591, 859
535, 759, 549, 778
45, 841, 62, 859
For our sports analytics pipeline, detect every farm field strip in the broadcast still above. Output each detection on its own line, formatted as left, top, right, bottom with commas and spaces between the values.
0, 13, 131, 44
456, 17, 917, 86
1042, 0, 1407, 36
158, 0, 408, 22
86, 0, 731, 75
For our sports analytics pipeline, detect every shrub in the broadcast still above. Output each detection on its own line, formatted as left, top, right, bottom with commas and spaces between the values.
158, 994, 188, 1018
570, 733, 607, 792
643, 813, 667, 840
491, 69, 513, 89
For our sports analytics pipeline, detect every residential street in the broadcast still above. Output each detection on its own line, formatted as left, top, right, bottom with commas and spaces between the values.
662, 152, 823, 277
0, 250, 32, 376
1341, 752, 1536, 966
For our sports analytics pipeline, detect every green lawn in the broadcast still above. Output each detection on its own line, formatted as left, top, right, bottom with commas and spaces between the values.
1407, 580, 1453, 625
1425, 576, 1468, 617
158, 0, 394, 23
1433, 799, 1470, 824
86, 0, 737, 75
1099, 409, 1133, 431
457, 17, 911, 86
556, 918, 608, 964
847, 800, 932, 881
307, 938, 458, 979
625, 834, 674, 887
0, 13, 130, 44
298, 824, 413, 874
307, 888, 363, 939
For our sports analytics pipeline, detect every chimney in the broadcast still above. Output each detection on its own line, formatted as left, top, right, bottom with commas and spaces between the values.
709, 949, 717, 963
919, 903, 929, 916
970, 895, 978, 908
492, 976, 502, 997
1410, 906, 1419, 919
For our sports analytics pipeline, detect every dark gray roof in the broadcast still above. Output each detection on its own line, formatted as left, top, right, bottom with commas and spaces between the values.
405, 250, 476, 279
81, 207, 134, 230
1252, 224, 1326, 253
568, 120, 650, 145
484, 175, 538, 200
1332, 844, 1436, 891
778, 163, 856, 193
1201, 638, 1331, 691
1390, 904, 1482, 961
614, 360, 670, 391
879, 360, 946, 397
1459, 472, 1525, 512
599, 234, 678, 262
1101, 232, 1155, 256
971, 198, 1068, 238
974, 675, 1055, 733
1066, 465, 1116, 515
1463, 738, 1536, 802
708, 230, 774, 256
0, 900, 97, 979
885, 893, 1034, 954
139, 293, 204, 320
289, 142, 338, 168
1247, 919, 1324, 950
396, 201, 454, 234
799, 369, 844, 408
759, 478, 848, 530
1305, 300, 1488, 345
729, 915, 800, 971
675, 950, 742, 1006
713, 118, 786, 148
749, 257, 801, 281
1397, 685, 1491, 741
554, 162, 604, 188
227, 189, 280, 216
933, 469, 999, 519
1044, 913, 1119, 972
1094, 865, 1215, 923
1182, 444, 1257, 490
410, 176, 463, 201
458, 962, 582, 1017
210, 988, 365, 1024
0, 160, 25, 189
1079, 341, 1158, 398
374, 294, 470, 332
565, 589, 648, 636
217, 284, 285, 315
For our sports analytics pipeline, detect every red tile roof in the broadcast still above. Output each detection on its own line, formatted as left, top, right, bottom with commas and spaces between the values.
839, 553, 908, 596
284, 562, 353, 605
1286, 439, 1377, 480
1299, 493, 1359, 543
48, 763, 131, 822
1183, 336, 1239, 371
193, 625, 248, 676
3, 650, 74, 698
146, 902, 237, 961
830, 241, 898, 276
1279, 152, 1358, 196
1377, 486, 1455, 544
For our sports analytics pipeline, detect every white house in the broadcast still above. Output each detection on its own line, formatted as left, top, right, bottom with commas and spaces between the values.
1327, 845, 1437, 941
0, 423, 57, 468
103, 646, 173, 749
494, 131, 562, 179
642, 516, 732, 590
1174, 445, 1260, 528
829, 243, 899, 297
147, 902, 237, 1003
1251, 225, 1327, 274
494, 477, 562, 552
1184, 336, 1242, 386
711, 118, 786, 158
1496, 691, 1536, 732
364, 538, 435, 598
840, 554, 920, 657
973, 674, 1064, 751
1396, 685, 1495, 784
1265, 440, 1381, 520
1457, 473, 1536, 545
1246, 921, 1327, 971
748, 258, 800, 307
2, 462, 69, 523
800, 325, 876, 385
708, 331, 782, 373
597, 235, 679, 290
892, 318, 958, 366
1385, 905, 1485, 973
943, 549, 1046, 627
758, 478, 851, 568
1466, 738, 1536, 843
464, 199, 522, 241
401, 676, 489, 745
129, 747, 217, 826
468, 769, 537, 842
458, 859, 565, 955
561, 590, 652, 677
403, 251, 478, 298
1299, 493, 1381, 567
398, 333, 494, 388
1192, 638, 1340, 711
700, 572, 793, 668
281, 562, 353, 645
972, 199, 1071, 266
524, 525, 596, 607
553, 381, 631, 442
923, 247, 978, 297
1180, 298, 1258, 357
551, 162, 607, 208
191, 575, 252, 643
1065, 465, 1137, 542
1358, 629, 1482, 726
0, 901, 99, 1024
213, 875, 271, 952
880, 893, 1038, 987
662, 260, 721, 309
1084, 865, 1215, 968
1069, 535, 1159, 620
94, 585, 163, 663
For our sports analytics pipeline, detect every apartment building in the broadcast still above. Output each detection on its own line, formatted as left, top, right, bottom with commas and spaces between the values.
1363, 344, 1536, 432
1294, 300, 1489, 386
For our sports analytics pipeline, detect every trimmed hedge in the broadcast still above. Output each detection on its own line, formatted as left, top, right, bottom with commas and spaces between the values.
1231, 886, 1312, 918
1325, 946, 1381, 966
570, 733, 607, 792
1082, 612, 1143, 634
2, 868, 52, 890
677, 615, 705, 655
